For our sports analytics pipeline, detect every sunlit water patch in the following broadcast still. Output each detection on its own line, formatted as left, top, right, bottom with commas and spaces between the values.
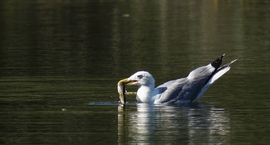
88, 101, 138, 106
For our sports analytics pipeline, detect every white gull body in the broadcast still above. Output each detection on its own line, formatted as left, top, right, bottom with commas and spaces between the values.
127, 54, 237, 104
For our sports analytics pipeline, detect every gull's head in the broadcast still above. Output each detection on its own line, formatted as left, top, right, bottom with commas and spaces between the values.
127, 71, 155, 86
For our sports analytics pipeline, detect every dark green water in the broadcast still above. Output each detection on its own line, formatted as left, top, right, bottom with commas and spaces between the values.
0, 0, 270, 144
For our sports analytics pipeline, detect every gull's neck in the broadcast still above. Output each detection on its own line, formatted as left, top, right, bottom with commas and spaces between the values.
137, 84, 157, 103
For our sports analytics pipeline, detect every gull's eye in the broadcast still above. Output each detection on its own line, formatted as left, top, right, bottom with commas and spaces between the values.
137, 75, 143, 79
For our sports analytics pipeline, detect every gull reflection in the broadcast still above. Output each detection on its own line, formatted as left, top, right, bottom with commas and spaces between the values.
118, 103, 230, 144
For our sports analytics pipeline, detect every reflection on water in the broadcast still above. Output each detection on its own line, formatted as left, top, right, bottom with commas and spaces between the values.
118, 103, 230, 144
0, 0, 270, 144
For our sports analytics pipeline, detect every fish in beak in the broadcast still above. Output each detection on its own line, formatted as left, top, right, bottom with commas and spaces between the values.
117, 78, 137, 104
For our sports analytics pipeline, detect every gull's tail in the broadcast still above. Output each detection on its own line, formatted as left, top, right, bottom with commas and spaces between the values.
217, 59, 238, 71
211, 54, 225, 69
192, 55, 237, 103
209, 58, 238, 84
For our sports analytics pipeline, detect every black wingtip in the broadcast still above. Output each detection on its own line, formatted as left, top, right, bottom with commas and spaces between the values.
211, 54, 225, 69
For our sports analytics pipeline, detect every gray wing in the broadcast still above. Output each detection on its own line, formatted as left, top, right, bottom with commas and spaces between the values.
155, 65, 214, 103
155, 78, 188, 103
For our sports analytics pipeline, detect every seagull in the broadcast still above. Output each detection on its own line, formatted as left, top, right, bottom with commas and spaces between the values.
119, 54, 237, 104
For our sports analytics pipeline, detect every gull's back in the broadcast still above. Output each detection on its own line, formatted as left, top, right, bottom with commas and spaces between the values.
155, 65, 214, 104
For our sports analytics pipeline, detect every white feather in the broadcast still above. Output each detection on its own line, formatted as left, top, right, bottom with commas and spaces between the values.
192, 66, 231, 102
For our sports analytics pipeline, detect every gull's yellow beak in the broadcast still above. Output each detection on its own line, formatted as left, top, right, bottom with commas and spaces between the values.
117, 78, 131, 86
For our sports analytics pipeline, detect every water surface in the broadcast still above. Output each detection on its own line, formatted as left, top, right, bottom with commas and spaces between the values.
0, 0, 270, 144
